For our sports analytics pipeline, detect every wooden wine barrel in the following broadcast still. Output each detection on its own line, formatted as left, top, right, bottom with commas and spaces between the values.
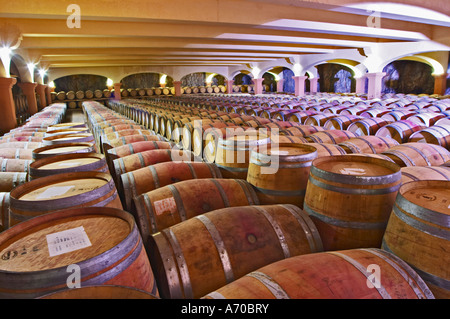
0, 142, 43, 150
382, 180, 449, 299
382, 143, 450, 167
42, 133, 96, 147
281, 125, 324, 137
101, 124, 144, 135
0, 206, 158, 299
215, 132, 271, 179
94, 89, 103, 98
304, 155, 402, 251
66, 91, 75, 100
202, 126, 247, 163
102, 129, 154, 144
0, 172, 28, 193
133, 178, 260, 236
408, 125, 450, 150
56, 92, 66, 101
75, 90, 85, 100
47, 122, 86, 132
381, 110, 417, 122
0, 159, 31, 173
122, 161, 222, 211
286, 111, 319, 124
105, 141, 173, 159
338, 136, 400, 155
304, 143, 347, 157
375, 120, 427, 144
149, 204, 323, 299
192, 123, 237, 158
9, 171, 123, 227
304, 114, 337, 127
32, 143, 96, 161
106, 134, 166, 148
347, 118, 392, 136
203, 248, 434, 299
323, 115, 362, 130
44, 127, 90, 138
407, 112, 446, 127
29, 153, 108, 180
307, 130, 357, 144
0, 149, 33, 160
400, 166, 450, 184
247, 143, 317, 208
39, 285, 159, 299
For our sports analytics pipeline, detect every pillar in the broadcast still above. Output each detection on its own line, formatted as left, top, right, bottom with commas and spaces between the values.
173, 81, 182, 96
433, 74, 447, 96
366, 72, 386, 99
276, 79, 284, 93
226, 80, 234, 94
309, 78, 319, 94
45, 85, 52, 106
252, 78, 264, 95
0, 77, 18, 134
113, 83, 122, 100
355, 77, 366, 95
36, 84, 48, 109
292, 76, 308, 97
18, 82, 38, 115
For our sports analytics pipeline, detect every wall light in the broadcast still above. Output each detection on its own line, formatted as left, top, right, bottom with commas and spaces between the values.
106, 78, 114, 87
159, 74, 167, 85
27, 62, 36, 83
0, 46, 13, 77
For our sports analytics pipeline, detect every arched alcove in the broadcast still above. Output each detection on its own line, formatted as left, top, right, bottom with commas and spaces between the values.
53, 74, 109, 92
121, 73, 173, 89
382, 60, 435, 94
317, 63, 355, 93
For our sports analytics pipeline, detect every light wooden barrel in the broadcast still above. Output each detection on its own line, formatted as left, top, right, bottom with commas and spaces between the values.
85, 90, 94, 99
0, 142, 42, 150
192, 123, 238, 158
149, 204, 323, 299
0, 206, 158, 299
323, 115, 362, 130
215, 132, 271, 179
304, 155, 402, 251
281, 125, 324, 137
42, 133, 96, 147
304, 143, 347, 157
338, 136, 400, 154
375, 120, 427, 144
203, 248, 434, 299
29, 153, 108, 180
0, 159, 31, 173
307, 130, 357, 144
202, 126, 247, 163
9, 171, 123, 227
247, 143, 318, 208
408, 125, 450, 150
382, 180, 449, 299
0, 148, 33, 160
32, 143, 96, 161
75, 90, 85, 99
121, 161, 222, 212
400, 166, 450, 184
133, 178, 260, 237
66, 91, 75, 100
347, 118, 392, 136
381, 143, 450, 167
106, 134, 166, 148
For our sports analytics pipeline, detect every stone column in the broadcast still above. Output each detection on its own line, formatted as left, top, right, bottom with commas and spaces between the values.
276, 79, 284, 93
292, 76, 308, 97
36, 84, 48, 109
252, 78, 264, 95
355, 77, 366, 95
45, 85, 53, 106
0, 77, 18, 134
433, 74, 447, 96
226, 80, 234, 94
113, 83, 122, 100
366, 72, 386, 99
18, 82, 38, 115
309, 78, 319, 94
173, 81, 182, 96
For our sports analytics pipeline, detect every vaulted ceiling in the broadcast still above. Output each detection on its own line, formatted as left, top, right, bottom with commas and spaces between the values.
0, 0, 449, 71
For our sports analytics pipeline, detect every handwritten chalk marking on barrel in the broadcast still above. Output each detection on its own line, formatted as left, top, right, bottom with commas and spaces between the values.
154, 197, 177, 216
35, 185, 75, 200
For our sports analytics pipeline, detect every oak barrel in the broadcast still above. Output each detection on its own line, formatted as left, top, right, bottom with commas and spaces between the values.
304, 155, 402, 251
381, 143, 450, 167
0, 206, 158, 299
382, 180, 450, 299
149, 204, 323, 299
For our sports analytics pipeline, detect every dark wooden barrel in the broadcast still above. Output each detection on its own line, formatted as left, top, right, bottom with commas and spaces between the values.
149, 204, 323, 299
381, 143, 450, 167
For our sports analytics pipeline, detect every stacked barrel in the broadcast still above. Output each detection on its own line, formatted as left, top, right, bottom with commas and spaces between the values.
103, 92, 449, 300
0, 90, 448, 300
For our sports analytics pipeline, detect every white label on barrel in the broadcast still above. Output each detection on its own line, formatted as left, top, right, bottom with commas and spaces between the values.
339, 168, 366, 175
46, 226, 92, 257
57, 162, 82, 167
36, 185, 75, 200
154, 197, 177, 216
